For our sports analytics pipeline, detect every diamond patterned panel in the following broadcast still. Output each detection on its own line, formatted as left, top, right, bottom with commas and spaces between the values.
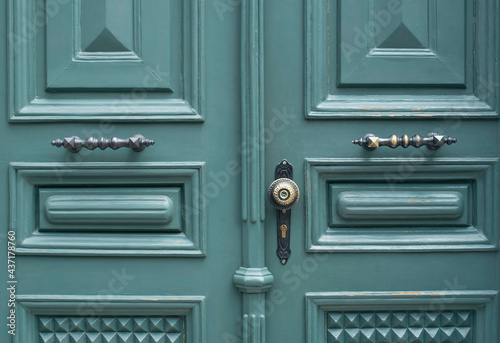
39, 316, 184, 343
327, 311, 473, 343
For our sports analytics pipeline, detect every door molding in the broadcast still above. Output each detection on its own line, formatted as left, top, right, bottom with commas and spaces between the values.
305, 0, 499, 119
233, 0, 274, 342
306, 291, 498, 343
16, 295, 206, 343
8, 0, 205, 122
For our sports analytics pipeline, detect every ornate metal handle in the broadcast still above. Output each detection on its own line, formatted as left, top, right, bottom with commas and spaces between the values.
268, 160, 300, 265
352, 132, 457, 151
51, 134, 154, 153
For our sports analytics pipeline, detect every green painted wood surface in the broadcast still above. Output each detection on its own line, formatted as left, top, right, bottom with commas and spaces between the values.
0, 0, 499, 342
265, 0, 499, 342
0, 0, 242, 341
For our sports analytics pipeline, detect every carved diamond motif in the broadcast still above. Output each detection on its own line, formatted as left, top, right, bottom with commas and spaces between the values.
39, 316, 184, 343
379, 24, 425, 49
327, 311, 473, 343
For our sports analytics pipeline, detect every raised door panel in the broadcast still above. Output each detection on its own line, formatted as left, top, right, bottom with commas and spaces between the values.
8, 0, 204, 121
305, 158, 498, 251
338, 0, 466, 86
47, 0, 173, 91
305, 0, 499, 118
10, 163, 206, 256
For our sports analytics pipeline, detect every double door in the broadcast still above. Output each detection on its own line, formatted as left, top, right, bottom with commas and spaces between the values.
1, 0, 498, 342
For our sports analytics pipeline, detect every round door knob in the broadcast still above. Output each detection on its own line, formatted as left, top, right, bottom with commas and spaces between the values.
268, 178, 300, 211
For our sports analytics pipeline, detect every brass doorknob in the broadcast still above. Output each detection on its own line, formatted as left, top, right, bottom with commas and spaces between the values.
268, 178, 300, 211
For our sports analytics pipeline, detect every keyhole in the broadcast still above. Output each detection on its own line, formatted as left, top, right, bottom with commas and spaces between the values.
279, 189, 289, 200
280, 224, 287, 238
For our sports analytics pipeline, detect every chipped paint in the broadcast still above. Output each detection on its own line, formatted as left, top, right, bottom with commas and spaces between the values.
392, 292, 422, 296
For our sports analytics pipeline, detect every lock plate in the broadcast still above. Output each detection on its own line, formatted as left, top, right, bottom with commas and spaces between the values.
268, 160, 299, 265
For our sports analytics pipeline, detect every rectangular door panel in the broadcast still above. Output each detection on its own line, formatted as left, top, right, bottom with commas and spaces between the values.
16, 295, 205, 343
306, 158, 498, 252
10, 162, 205, 256
9, 0, 204, 121
305, 0, 498, 118
307, 292, 498, 343
39, 188, 182, 232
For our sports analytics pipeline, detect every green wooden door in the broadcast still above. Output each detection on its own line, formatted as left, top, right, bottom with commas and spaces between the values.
262, 0, 500, 342
1, 1, 499, 343
1, 0, 244, 342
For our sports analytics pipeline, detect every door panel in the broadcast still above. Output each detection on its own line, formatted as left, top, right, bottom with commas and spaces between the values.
305, 158, 497, 252
9, 0, 204, 121
308, 291, 497, 343
305, 0, 497, 118
1, 0, 243, 342
265, 0, 499, 342
11, 163, 204, 256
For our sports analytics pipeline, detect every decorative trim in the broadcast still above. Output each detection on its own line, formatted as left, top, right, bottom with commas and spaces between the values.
8, 0, 205, 122
40, 191, 178, 231
306, 291, 498, 343
243, 314, 265, 343
234, 2, 272, 343
305, 0, 499, 119
233, 267, 274, 294
45, 0, 169, 91
241, 0, 265, 224
16, 295, 206, 343
336, 190, 464, 220
305, 158, 499, 252
10, 162, 206, 256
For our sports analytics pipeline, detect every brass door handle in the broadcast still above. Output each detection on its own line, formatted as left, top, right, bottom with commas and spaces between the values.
268, 178, 300, 211
352, 132, 457, 151
52, 134, 155, 152
268, 160, 300, 265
